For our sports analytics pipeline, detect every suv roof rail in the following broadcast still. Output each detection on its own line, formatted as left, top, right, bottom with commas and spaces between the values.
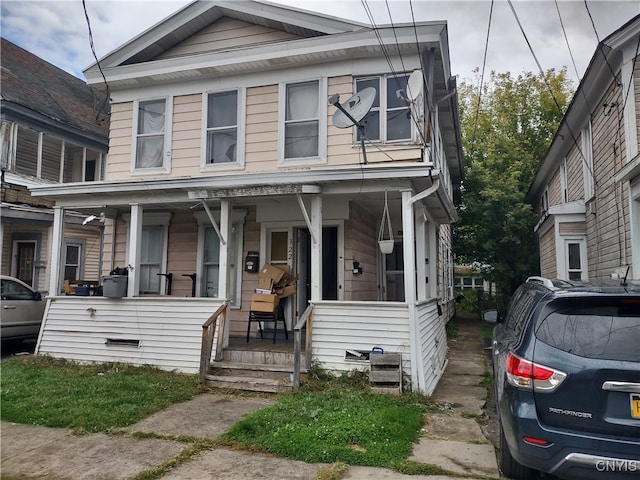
526, 276, 557, 290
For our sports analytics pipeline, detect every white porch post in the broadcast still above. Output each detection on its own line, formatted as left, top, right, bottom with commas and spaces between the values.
402, 190, 422, 391
310, 196, 323, 302
402, 191, 417, 305
218, 199, 231, 299
127, 204, 143, 297
48, 206, 65, 295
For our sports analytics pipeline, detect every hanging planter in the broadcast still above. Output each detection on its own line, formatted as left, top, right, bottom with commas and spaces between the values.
378, 191, 395, 255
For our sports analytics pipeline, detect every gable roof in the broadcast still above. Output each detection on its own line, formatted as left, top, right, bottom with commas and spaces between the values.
87, 0, 367, 71
0, 38, 109, 147
526, 14, 640, 204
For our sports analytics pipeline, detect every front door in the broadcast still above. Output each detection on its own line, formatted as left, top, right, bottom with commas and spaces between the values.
15, 241, 36, 287
295, 226, 339, 317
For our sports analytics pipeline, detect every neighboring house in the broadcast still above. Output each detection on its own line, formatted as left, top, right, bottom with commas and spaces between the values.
0, 38, 109, 294
30, 0, 463, 394
527, 15, 639, 281
454, 265, 497, 294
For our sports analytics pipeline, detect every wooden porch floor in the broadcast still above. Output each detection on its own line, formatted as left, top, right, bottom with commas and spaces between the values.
227, 335, 304, 353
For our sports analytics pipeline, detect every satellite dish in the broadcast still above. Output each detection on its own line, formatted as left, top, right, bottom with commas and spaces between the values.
406, 70, 423, 102
331, 87, 376, 128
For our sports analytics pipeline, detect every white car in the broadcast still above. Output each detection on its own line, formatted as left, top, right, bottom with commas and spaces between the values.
1, 275, 46, 342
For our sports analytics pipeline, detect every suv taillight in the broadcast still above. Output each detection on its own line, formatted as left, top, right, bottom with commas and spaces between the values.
505, 352, 567, 392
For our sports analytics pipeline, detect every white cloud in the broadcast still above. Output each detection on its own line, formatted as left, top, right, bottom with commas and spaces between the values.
1, 0, 638, 83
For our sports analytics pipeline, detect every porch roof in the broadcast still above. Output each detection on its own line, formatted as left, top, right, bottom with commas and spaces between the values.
29, 164, 457, 224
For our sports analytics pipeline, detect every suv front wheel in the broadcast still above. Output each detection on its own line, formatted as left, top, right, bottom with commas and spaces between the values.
499, 423, 535, 479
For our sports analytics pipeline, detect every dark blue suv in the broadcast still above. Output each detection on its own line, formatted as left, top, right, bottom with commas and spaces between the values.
484, 277, 640, 479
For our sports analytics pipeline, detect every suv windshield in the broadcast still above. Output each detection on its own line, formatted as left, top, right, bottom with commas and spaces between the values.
535, 298, 640, 362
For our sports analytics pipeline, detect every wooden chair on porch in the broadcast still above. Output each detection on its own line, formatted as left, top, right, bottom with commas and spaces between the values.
247, 298, 288, 344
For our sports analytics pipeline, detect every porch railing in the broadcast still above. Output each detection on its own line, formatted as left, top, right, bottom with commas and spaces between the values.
199, 302, 228, 382
292, 304, 313, 390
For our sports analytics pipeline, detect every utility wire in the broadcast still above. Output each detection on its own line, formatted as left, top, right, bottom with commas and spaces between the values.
584, 0, 621, 86
469, 0, 494, 160
82, 0, 110, 123
507, 0, 596, 188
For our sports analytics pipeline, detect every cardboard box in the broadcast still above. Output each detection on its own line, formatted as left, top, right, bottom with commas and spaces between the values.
275, 284, 296, 298
259, 264, 285, 284
257, 277, 274, 291
250, 293, 279, 312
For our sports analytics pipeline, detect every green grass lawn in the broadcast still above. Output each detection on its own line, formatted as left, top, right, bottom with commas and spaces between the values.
222, 389, 433, 468
1, 356, 204, 433
1, 356, 443, 473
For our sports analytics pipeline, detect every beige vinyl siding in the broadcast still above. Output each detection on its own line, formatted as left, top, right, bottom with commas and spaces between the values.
565, 142, 583, 202
106, 102, 133, 181
37, 297, 225, 374
589, 79, 630, 277
100, 218, 116, 277
157, 17, 302, 60
171, 94, 202, 177
41, 134, 62, 181
245, 85, 278, 170
344, 201, 378, 301
539, 227, 557, 278
327, 76, 357, 165
234, 207, 260, 336
165, 210, 198, 297
559, 222, 586, 235
64, 225, 102, 283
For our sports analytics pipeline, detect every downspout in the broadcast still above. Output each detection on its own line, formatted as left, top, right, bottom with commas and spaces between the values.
403, 176, 440, 393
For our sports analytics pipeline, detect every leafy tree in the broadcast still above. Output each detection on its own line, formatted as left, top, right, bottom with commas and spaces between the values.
455, 69, 574, 295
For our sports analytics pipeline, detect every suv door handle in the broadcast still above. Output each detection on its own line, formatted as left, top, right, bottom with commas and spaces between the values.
3, 305, 16, 310
602, 381, 640, 393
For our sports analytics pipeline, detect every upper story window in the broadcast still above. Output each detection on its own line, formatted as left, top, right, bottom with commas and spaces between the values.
560, 158, 568, 203
204, 90, 244, 166
134, 98, 171, 171
581, 121, 594, 200
280, 79, 326, 162
355, 74, 412, 143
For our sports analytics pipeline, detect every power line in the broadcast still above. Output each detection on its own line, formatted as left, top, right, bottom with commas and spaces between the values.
81, 0, 110, 123
469, 0, 494, 160
583, 0, 621, 86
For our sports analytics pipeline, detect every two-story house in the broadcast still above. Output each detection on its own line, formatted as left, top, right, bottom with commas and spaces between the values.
527, 15, 639, 282
30, 0, 463, 394
1, 38, 109, 294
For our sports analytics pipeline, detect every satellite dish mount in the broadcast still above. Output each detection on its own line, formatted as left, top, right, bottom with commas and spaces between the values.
329, 87, 376, 165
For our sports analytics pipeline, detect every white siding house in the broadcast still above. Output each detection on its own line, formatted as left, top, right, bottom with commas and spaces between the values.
30, 0, 463, 394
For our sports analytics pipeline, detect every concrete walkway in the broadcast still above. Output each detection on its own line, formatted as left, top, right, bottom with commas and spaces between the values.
1, 318, 499, 480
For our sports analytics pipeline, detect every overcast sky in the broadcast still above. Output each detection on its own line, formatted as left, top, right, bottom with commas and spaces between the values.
1, 0, 639, 88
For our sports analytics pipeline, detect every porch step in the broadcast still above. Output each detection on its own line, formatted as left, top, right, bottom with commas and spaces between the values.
222, 347, 305, 366
206, 361, 307, 393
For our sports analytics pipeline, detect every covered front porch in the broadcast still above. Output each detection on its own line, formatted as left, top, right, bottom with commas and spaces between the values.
32, 165, 456, 393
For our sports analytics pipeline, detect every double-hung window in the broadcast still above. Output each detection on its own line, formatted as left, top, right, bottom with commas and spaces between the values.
582, 121, 594, 200
134, 98, 170, 170
140, 226, 164, 294
355, 74, 412, 143
204, 90, 242, 165
282, 80, 325, 161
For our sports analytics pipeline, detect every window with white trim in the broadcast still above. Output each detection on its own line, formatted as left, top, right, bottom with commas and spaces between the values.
560, 158, 567, 203
140, 226, 163, 294
205, 90, 240, 165
64, 242, 82, 281
563, 238, 586, 280
202, 225, 240, 302
134, 98, 169, 170
355, 74, 412, 143
282, 80, 324, 161
582, 121, 594, 200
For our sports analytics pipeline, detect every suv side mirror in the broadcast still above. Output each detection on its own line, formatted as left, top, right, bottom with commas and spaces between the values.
482, 309, 501, 324
34, 291, 42, 301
